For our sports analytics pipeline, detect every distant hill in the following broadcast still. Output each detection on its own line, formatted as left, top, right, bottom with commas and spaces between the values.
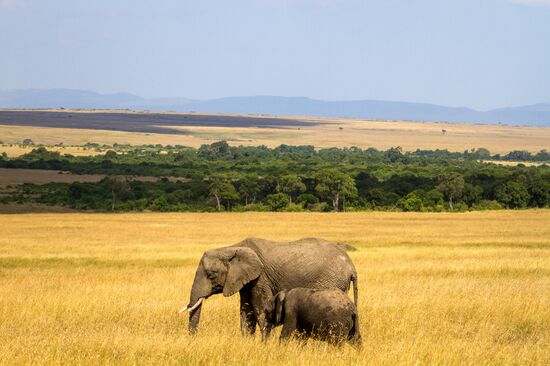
0, 89, 194, 110
1, 89, 549, 127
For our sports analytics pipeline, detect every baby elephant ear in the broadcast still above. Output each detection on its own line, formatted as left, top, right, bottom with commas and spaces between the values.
223, 247, 262, 297
275, 291, 286, 324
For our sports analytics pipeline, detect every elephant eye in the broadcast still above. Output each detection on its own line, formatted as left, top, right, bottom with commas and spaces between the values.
206, 271, 217, 279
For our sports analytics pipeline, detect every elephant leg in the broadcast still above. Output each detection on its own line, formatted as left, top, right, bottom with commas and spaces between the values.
239, 291, 257, 335
256, 311, 270, 341
280, 314, 298, 341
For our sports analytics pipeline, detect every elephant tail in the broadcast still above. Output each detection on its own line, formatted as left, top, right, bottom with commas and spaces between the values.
348, 311, 362, 348
351, 273, 358, 306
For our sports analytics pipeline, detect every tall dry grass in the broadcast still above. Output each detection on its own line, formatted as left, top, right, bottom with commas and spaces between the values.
1, 211, 549, 365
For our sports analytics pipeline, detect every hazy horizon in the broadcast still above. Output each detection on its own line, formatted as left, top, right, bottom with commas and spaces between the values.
1, 0, 550, 110
3, 87, 550, 112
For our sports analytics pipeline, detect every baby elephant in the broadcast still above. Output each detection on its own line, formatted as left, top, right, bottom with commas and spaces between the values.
263, 287, 361, 347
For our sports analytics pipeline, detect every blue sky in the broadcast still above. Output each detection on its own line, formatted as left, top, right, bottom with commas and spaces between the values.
1, 0, 549, 110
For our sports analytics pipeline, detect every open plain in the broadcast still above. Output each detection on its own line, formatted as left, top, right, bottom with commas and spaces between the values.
1, 211, 549, 365
1, 110, 549, 154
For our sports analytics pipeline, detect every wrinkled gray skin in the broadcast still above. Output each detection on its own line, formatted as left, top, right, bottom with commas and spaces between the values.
185, 237, 358, 337
263, 288, 361, 347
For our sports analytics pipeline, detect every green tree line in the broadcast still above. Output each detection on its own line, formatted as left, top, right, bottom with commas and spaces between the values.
1, 142, 548, 212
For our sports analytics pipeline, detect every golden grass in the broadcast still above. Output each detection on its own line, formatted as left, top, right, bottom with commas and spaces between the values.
1, 211, 549, 365
1, 112, 549, 154
484, 160, 546, 167
0, 125, 209, 152
0, 144, 105, 157
162, 119, 550, 154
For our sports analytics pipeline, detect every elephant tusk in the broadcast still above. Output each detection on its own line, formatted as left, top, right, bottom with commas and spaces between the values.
179, 298, 204, 314
188, 297, 204, 312
178, 305, 188, 314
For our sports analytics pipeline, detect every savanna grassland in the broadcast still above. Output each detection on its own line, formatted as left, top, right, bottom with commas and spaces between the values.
1, 211, 549, 365
0, 144, 104, 158
1, 109, 550, 154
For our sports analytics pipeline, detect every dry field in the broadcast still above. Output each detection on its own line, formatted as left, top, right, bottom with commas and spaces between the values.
484, 160, 546, 167
0, 168, 185, 188
0, 168, 107, 187
0, 144, 104, 157
1, 111, 549, 154
1, 211, 549, 365
163, 119, 550, 154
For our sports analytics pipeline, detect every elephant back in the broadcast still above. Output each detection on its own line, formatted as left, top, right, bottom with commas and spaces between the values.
237, 237, 357, 295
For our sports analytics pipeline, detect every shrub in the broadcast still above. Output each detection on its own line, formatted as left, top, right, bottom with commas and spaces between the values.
244, 203, 271, 212
308, 202, 330, 212
233, 204, 271, 212
451, 202, 469, 212
282, 203, 305, 212
398, 193, 423, 212
148, 196, 171, 211
472, 200, 503, 211
266, 193, 290, 211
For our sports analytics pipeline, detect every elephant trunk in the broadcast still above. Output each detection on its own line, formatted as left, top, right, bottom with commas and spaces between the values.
188, 302, 203, 334
187, 265, 211, 334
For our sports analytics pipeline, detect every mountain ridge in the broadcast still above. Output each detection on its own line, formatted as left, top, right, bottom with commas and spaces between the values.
1, 89, 549, 127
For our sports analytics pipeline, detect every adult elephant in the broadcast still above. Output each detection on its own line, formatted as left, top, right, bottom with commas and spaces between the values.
180, 237, 358, 337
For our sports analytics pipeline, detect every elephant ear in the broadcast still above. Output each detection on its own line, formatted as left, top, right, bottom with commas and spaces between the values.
223, 247, 262, 297
275, 291, 286, 324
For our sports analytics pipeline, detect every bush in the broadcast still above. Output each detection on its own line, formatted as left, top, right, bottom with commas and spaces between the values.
451, 202, 469, 212
282, 203, 305, 212
104, 150, 117, 159
398, 193, 423, 212
266, 193, 290, 211
233, 203, 270, 212
148, 196, 171, 211
472, 200, 503, 211
432, 203, 446, 212
308, 202, 330, 212
126, 198, 148, 211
